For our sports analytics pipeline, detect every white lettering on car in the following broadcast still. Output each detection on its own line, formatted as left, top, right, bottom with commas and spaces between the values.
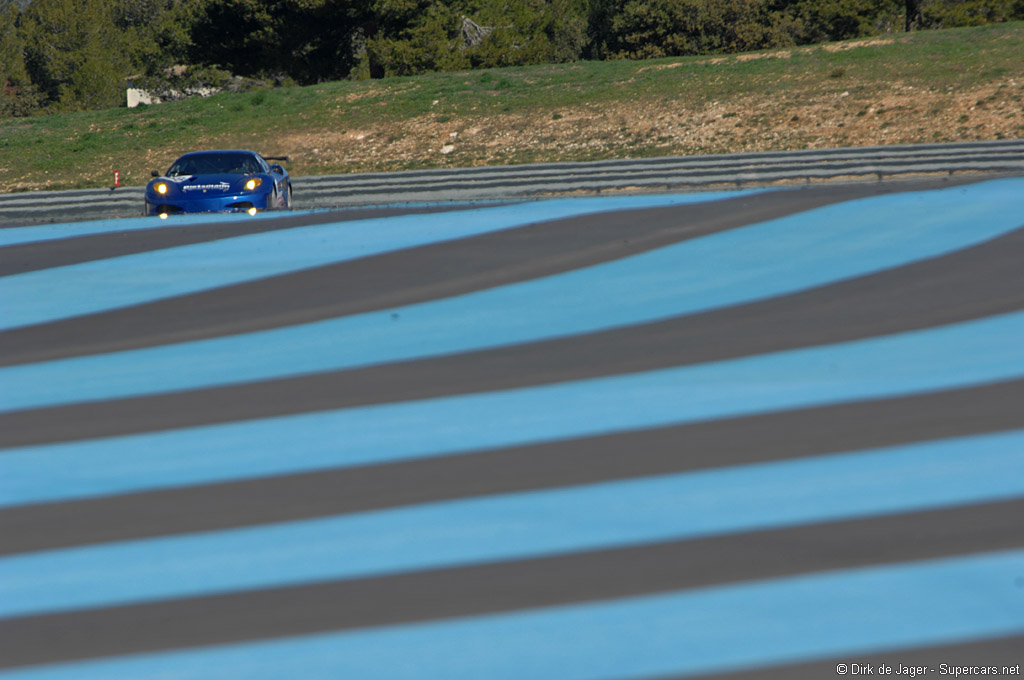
182, 183, 232, 192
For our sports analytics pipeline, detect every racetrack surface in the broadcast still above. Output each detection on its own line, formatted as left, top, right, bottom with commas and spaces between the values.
1, 177, 1023, 678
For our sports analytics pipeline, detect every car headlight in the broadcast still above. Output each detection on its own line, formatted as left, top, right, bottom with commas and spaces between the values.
155, 183, 168, 195
245, 178, 262, 191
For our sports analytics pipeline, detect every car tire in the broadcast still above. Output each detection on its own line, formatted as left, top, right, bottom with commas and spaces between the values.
269, 187, 279, 210
284, 183, 293, 209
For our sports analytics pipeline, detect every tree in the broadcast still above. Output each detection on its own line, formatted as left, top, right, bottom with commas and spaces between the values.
364, 0, 468, 77
360, 0, 590, 77
906, 0, 922, 29
920, 0, 1024, 27
603, 0, 783, 59
277, 0, 370, 83
0, 1, 25, 85
189, 0, 370, 84
466, 0, 589, 68
766, 0, 903, 44
113, 0, 207, 76
19, 0, 133, 111
188, 0, 280, 78
0, 0, 43, 116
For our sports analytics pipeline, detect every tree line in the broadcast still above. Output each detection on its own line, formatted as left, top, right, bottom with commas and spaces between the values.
2, 0, 1022, 116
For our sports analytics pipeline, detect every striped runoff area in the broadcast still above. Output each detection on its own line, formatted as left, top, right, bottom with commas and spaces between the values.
1, 177, 1023, 678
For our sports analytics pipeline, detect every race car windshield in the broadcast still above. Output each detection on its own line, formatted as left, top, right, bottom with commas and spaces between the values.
168, 154, 261, 176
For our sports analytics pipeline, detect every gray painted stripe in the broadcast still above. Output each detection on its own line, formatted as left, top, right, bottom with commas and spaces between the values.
4, 378, 1023, 555
0, 182, 898, 366
3, 217, 1022, 449
1, 499, 1020, 669
0, 204, 497, 277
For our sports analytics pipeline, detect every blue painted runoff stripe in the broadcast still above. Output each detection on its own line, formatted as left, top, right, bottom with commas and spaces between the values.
2, 178, 1022, 412
2, 548, 1022, 680
2, 428, 1022, 619
3, 308, 1024, 508
0, 190, 760, 331
0, 209, 320, 248
0, 200, 538, 248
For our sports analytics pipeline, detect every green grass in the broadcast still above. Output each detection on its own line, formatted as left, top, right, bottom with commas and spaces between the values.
2, 22, 1023, 191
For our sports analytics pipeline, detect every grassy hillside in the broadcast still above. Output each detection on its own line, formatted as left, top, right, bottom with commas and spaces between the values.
1, 22, 1022, 192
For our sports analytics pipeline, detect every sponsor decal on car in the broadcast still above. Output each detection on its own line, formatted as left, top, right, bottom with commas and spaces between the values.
182, 183, 232, 192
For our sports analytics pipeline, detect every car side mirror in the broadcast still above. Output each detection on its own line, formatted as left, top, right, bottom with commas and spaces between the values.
269, 164, 284, 175
151, 170, 160, 177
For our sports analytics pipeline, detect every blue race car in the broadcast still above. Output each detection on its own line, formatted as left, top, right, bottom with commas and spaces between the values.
145, 149, 292, 216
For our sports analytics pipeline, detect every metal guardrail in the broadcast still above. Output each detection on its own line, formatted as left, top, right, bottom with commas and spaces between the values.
2, 140, 1022, 225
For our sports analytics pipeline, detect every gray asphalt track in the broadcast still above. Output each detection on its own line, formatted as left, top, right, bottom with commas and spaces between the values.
5, 199, 1024, 446
0, 179, 971, 365
4, 378, 1023, 554
1, 176, 1022, 677
2, 499, 1021, 668
0, 204, 498, 277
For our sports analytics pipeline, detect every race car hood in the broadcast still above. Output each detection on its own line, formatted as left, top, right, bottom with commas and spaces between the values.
155, 174, 258, 195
